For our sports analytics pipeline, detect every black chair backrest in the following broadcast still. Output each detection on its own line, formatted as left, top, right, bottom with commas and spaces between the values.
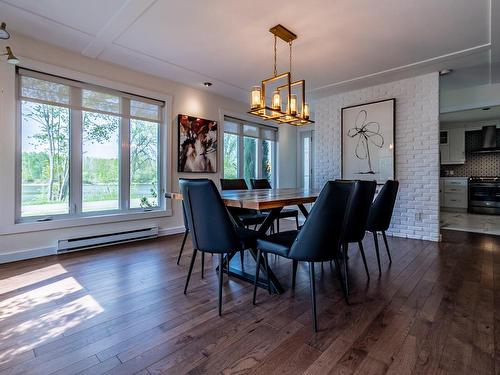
338, 180, 377, 243
181, 201, 189, 230
250, 179, 271, 189
220, 179, 248, 190
289, 181, 355, 262
366, 180, 399, 232
180, 179, 240, 253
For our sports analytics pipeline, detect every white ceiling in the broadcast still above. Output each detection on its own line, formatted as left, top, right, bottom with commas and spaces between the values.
0, 0, 497, 102
440, 105, 500, 123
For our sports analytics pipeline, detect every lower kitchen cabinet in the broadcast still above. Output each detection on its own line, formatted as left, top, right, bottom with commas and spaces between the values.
440, 178, 468, 209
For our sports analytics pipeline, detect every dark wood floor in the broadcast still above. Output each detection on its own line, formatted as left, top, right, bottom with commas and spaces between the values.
0, 224, 498, 374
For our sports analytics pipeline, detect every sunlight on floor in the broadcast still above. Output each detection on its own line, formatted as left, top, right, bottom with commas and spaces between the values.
0, 294, 104, 364
0, 265, 105, 366
0, 276, 84, 320
0, 263, 68, 295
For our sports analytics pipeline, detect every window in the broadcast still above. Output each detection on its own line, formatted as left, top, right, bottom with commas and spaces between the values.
223, 118, 277, 187
18, 69, 165, 221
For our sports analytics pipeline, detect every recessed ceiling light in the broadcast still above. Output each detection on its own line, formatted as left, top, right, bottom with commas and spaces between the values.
439, 69, 453, 76
482, 107, 491, 111
203, 82, 212, 87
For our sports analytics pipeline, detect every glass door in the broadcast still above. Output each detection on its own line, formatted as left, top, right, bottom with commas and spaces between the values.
299, 130, 314, 189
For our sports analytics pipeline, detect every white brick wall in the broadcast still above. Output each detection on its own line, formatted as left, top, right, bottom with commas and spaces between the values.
313, 73, 440, 241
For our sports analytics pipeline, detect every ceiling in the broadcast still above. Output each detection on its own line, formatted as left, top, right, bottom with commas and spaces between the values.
440, 105, 500, 123
0, 0, 498, 103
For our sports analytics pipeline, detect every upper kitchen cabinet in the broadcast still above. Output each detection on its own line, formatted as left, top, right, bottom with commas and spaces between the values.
440, 127, 465, 164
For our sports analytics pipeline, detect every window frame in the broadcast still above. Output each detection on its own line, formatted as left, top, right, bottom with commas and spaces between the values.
222, 117, 277, 187
15, 68, 170, 224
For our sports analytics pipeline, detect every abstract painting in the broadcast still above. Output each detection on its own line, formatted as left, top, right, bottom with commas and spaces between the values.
341, 98, 395, 182
178, 114, 217, 173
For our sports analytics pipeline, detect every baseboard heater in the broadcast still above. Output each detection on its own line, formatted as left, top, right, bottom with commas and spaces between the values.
57, 226, 158, 253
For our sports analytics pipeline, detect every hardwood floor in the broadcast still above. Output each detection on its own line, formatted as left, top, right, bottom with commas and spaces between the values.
0, 225, 498, 374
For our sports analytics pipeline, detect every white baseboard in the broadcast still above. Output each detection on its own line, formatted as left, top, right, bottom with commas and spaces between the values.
0, 246, 56, 264
158, 226, 185, 237
0, 225, 186, 265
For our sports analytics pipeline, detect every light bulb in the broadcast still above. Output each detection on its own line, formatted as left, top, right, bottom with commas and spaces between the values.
289, 95, 297, 115
251, 86, 261, 109
272, 91, 281, 110
303, 103, 310, 119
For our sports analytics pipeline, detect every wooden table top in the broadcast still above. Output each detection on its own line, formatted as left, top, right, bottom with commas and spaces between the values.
167, 188, 319, 210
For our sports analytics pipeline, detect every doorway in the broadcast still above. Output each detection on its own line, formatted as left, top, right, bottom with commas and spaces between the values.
298, 130, 314, 189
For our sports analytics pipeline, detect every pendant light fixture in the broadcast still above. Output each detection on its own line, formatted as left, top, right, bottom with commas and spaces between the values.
248, 24, 314, 126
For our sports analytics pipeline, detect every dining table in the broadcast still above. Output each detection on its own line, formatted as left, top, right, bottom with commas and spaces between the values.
166, 187, 320, 294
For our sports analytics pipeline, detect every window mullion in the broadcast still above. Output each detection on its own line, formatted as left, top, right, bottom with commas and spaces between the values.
238, 123, 244, 179
70, 87, 82, 215
120, 98, 131, 210
257, 129, 263, 179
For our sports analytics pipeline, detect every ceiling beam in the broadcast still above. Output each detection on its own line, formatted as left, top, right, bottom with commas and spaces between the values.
81, 0, 156, 59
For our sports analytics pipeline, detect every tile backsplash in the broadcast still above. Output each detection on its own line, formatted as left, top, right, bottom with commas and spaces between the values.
441, 129, 500, 177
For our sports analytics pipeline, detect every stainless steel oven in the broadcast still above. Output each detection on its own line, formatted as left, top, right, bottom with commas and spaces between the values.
468, 177, 500, 215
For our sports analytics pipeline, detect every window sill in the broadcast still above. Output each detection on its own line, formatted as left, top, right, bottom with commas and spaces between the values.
0, 209, 173, 235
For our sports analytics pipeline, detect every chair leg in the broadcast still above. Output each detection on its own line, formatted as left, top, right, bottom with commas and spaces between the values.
263, 252, 271, 295
252, 249, 262, 305
373, 232, 382, 275
201, 252, 206, 279
184, 249, 198, 294
292, 260, 298, 288
218, 253, 224, 316
382, 231, 392, 264
276, 219, 280, 233
295, 214, 299, 229
343, 243, 349, 295
333, 254, 349, 304
240, 250, 245, 269
309, 262, 318, 332
177, 230, 189, 265
358, 241, 370, 281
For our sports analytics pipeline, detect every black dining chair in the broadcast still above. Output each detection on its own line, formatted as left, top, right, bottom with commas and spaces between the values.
336, 180, 377, 294
365, 180, 399, 274
252, 180, 355, 332
176, 201, 190, 265
220, 179, 269, 228
250, 178, 300, 231
180, 178, 262, 316
165, 193, 194, 270
220, 178, 271, 266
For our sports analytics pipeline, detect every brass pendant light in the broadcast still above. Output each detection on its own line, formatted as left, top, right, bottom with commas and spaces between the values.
248, 24, 313, 126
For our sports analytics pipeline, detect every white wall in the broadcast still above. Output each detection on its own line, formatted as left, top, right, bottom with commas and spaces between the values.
313, 73, 440, 241
0, 34, 295, 262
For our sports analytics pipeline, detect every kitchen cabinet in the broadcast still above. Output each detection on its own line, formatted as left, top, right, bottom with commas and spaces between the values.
440, 178, 468, 209
440, 128, 465, 165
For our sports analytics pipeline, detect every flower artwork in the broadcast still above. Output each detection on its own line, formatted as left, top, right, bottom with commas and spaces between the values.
347, 109, 384, 174
341, 99, 395, 182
